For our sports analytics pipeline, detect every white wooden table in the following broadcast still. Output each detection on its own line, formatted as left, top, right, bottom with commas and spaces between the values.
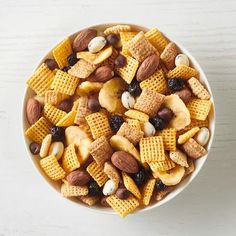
0, 0, 236, 235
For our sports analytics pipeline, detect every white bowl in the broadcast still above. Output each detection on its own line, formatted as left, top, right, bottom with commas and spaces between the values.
22, 23, 215, 215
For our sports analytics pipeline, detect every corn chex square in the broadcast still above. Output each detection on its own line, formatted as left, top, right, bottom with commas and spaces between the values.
116, 55, 139, 84
187, 99, 212, 121
27, 63, 55, 96
140, 136, 165, 163
122, 172, 141, 199
25, 117, 51, 144
85, 112, 112, 139
159, 128, 176, 151
56, 110, 76, 127
140, 69, 167, 94
62, 144, 80, 173
86, 161, 108, 187
40, 155, 66, 181
120, 31, 138, 56
61, 183, 88, 197
126, 31, 157, 62
167, 65, 199, 80
134, 89, 165, 117
74, 96, 90, 125
53, 37, 72, 69
145, 28, 168, 53
142, 179, 156, 206
43, 103, 67, 125
106, 195, 139, 218
51, 70, 79, 95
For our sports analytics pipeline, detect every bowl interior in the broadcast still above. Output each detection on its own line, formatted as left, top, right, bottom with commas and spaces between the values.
22, 23, 215, 214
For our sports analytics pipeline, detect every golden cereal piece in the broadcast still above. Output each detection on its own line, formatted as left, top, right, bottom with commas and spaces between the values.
40, 155, 66, 181
85, 112, 112, 139
25, 117, 51, 144
116, 55, 139, 84
122, 172, 141, 199
142, 179, 156, 206
140, 136, 165, 163
159, 128, 177, 151
43, 103, 67, 125
187, 99, 212, 121
148, 158, 176, 172
74, 96, 90, 125
145, 28, 168, 53
27, 63, 55, 96
51, 70, 79, 95
120, 31, 138, 56
125, 109, 149, 122
167, 65, 199, 80
62, 144, 80, 173
56, 110, 77, 127
53, 37, 72, 69
61, 183, 88, 197
140, 69, 167, 94
80, 195, 99, 206
87, 161, 108, 187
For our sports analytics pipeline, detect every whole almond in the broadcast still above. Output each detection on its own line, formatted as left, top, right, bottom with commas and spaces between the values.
26, 98, 42, 125
136, 54, 160, 82
66, 170, 90, 186
87, 66, 114, 82
111, 151, 139, 174
73, 28, 97, 52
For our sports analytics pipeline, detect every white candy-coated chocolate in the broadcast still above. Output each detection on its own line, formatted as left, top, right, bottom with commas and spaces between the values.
175, 54, 190, 67
194, 127, 210, 146
49, 142, 64, 160
121, 91, 135, 109
143, 121, 156, 137
88, 36, 106, 53
103, 179, 116, 196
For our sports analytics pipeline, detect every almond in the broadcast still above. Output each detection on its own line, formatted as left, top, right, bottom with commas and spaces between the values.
26, 98, 42, 125
111, 151, 138, 174
87, 65, 114, 82
136, 54, 160, 82
66, 170, 91, 186
73, 28, 97, 52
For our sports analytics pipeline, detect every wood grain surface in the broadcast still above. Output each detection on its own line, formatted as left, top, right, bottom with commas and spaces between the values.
0, 0, 236, 235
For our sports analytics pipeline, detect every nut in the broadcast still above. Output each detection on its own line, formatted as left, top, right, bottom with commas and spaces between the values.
44, 58, 58, 70
87, 65, 114, 82
143, 121, 156, 137
88, 36, 107, 53
121, 91, 135, 109
114, 54, 126, 68
106, 34, 120, 46
73, 28, 97, 52
49, 141, 64, 160
136, 54, 160, 82
88, 94, 101, 112
26, 98, 42, 125
66, 170, 90, 186
111, 151, 139, 174
103, 179, 117, 196
116, 187, 130, 199
175, 54, 189, 67
194, 127, 210, 146
175, 88, 192, 104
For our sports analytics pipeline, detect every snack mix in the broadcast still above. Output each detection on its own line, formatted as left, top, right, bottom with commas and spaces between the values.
25, 24, 212, 217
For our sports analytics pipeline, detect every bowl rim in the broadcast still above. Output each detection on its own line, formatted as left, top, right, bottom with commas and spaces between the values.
22, 22, 215, 215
